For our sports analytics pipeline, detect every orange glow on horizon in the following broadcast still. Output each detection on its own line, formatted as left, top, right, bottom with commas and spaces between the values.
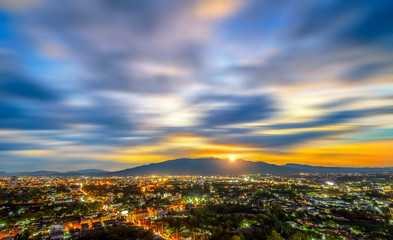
93, 133, 393, 168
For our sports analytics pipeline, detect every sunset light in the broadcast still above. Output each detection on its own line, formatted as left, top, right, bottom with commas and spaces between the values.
1, 0, 392, 171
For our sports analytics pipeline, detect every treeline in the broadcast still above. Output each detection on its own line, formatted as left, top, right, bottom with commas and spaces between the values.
157, 203, 316, 240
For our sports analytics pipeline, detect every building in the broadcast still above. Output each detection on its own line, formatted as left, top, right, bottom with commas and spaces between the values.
50, 223, 64, 240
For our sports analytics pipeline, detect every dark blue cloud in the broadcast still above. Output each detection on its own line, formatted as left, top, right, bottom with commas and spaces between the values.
218, 0, 393, 86
0, 72, 57, 101
0, 99, 64, 130
342, 61, 393, 81
283, 1, 393, 45
201, 95, 275, 126
267, 107, 392, 130
0, 52, 59, 101
0, 142, 38, 152
218, 130, 350, 149
317, 97, 360, 109
0, 100, 23, 119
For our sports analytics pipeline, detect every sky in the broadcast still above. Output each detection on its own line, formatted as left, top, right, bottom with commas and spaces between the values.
0, 0, 393, 172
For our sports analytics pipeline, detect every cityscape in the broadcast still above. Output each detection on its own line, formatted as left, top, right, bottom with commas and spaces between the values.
1, 0, 393, 239
1, 170, 393, 240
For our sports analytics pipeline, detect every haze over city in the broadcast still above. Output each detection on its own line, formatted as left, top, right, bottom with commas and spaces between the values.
1, 0, 393, 172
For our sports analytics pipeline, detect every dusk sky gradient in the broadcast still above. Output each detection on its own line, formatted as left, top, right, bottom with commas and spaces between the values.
1, 0, 393, 172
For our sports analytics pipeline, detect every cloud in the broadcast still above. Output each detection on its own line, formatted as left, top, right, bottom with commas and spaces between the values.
217, 130, 350, 149
0, 53, 59, 101
0, 141, 37, 152
14, 0, 243, 95
267, 107, 393, 130
342, 61, 393, 81
289, 1, 393, 44
216, 0, 393, 87
0, 0, 393, 170
317, 97, 360, 109
200, 94, 276, 126
194, 0, 242, 19
0, 72, 58, 101
0, 0, 41, 11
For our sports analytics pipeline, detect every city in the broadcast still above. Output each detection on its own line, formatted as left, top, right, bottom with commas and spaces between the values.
1, 173, 392, 239
1, 0, 393, 239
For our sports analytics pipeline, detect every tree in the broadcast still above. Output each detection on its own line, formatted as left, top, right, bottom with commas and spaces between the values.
271, 203, 282, 213
289, 231, 308, 240
324, 220, 335, 227
231, 235, 241, 240
267, 230, 285, 240
14, 231, 30, 240
219, 234, 232, 240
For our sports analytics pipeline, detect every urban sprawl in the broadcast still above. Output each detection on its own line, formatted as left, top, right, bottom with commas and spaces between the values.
1, 173, 392, 240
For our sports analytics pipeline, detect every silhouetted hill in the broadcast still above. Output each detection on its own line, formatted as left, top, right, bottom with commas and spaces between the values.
17, 170, 60, 176
68, 169, 108, 174
2, 159, 393, 176
111, 158, 302, 176
0, 169, 108, 176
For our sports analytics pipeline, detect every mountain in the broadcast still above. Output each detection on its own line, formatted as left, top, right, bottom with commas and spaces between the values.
68, 169, 108, 174
0, 169, 108, 176
111, 158, 393, 176
284, 164, 393, 173
2, 158, 393, 176
16, 170, 61, 176
111, 157, 302, 176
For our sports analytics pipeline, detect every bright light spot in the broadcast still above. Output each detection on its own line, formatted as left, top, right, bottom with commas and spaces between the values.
230, 156, 236, 162
121, 210, 129, 215
326, 181, 334, 186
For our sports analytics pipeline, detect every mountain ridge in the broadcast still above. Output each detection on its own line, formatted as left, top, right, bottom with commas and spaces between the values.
111, 157, 302, 176
2, 158, 393, 176
0, 169, 108, 176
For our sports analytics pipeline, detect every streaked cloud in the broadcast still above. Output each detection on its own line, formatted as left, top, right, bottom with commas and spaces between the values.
0, 0, 392, 171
